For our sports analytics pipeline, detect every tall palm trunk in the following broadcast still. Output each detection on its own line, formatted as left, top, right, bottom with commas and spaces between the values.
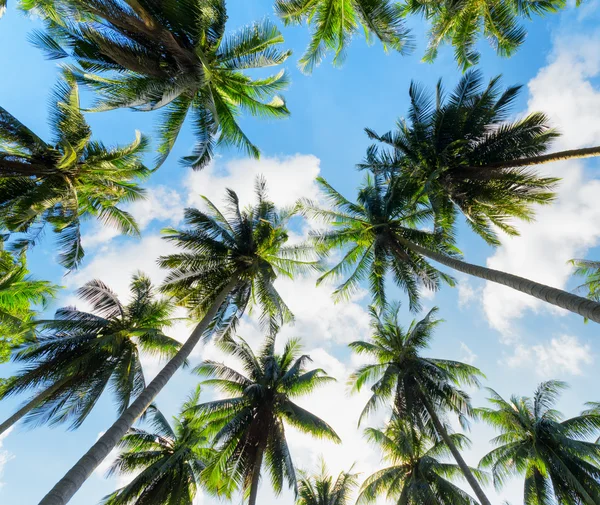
38, 276, 240, 505
248, 445, 265, 505
418, 391, 492, 505
395, 237, 600, 324
0, 377, 70, 435
472, 145, 600, 170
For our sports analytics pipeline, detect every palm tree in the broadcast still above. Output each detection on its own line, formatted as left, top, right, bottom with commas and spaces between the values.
39, 178, 317, 505
301, 173, 456, 312
296, 459, 358, 505
358, 419, 485, 505
193, 334, 341, 505
478, 380, 600, 505
0, 249, 57, 362
0, 71, 149, 269
274, 0, 411, 74
101, 386, 218, 505
0, 272, 179, 435
361, 70, 600, 247
348, 304, 491, 505
29, 0, 290, 169
304, 173, 600, 322
403, 0, 568, 69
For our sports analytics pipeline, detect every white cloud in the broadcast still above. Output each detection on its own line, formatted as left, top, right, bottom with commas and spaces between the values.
505, 335, 594, 376
186, 154, 322, 209
457, 277, 478, 309
460, 343, 477, 365
482, 33, 600, 336
0, 428, 14, 488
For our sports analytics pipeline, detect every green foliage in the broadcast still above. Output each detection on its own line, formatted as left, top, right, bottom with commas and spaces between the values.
361, 70, 559, 246
403, 0, 567, 69
101, 387, 219, 505
301, 173, 456, 311
478, 380, 600, 505
0, 249, 57, 362
297, 459, 358, 505
160, 177, 319, 337
275, 0, 411, 73
27, 0, 290, 169
348, 303, 483, 429
570, 258, 600, 301
0, 273, 179, 429
0, 71, 149, 269
358, 419, 484, 505
192, 334, 340, 498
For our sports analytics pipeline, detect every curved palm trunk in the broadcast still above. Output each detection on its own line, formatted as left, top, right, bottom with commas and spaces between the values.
472, 146, 600, 170
38, 277, 239, 505
248, 445, 265, 505
418, 392, 492, 505
396, 238, 600, 324
0, 377, 69, 435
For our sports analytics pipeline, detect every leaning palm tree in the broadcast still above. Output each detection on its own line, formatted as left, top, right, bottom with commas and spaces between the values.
101, 386, 219, 505
0, 249, 57, 362
478, 380, 600, 505
358, 419, 484, 505
29, 0, 290, 169
304, 173, 600, 322
275, 0, 411, 73
194, 334, 341, 505
0, 272, 178, 435
296, 459, 358, 505
361, 70, 600, 246
403, 0, 567, 69
349, 304, 491, 505
39, 178, 317, 505
0, 71, 149, 269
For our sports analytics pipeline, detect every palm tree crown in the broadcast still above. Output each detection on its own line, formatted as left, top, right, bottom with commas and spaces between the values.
0, 71, 149, 269
102, 387, 217, 505
302, 174, 455, 311
358, 419, 483, 505
0, 273, 179, 430
479, 380, 600, 505
404, 0, 567, 69
275, 0, 411, 73
31, 0, 290, 168
296, 459, 358, 505
361, 70, 559, 246
349, 304, 481, 427
193, 334, 341, 504
160, 176, 319, 337
0, 249, 57, 362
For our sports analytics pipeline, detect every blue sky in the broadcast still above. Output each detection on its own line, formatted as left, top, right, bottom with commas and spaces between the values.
2, 2, 600, 505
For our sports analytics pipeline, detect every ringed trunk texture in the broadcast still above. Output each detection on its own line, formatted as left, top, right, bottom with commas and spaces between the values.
0, 377, 69, 435
419, 392, 492, 505
38, 277, 239, 505
470, 146, 600, 170
396, 238, 600, 324
247, 445, 265, 505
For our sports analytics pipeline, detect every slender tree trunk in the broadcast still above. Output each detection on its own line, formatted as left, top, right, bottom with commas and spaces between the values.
419, 392, 492, 505
38, 277, 239, 505
0, 377, 69, 435
470, 146, 600, 170
248, 445, 265, 505
396, 237, 600, 324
